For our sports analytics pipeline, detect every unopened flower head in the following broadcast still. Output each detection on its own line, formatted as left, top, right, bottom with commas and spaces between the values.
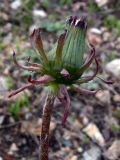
9, 16, 114, 127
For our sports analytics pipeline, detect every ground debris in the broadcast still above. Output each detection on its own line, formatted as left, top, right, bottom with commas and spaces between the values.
83, 123, 105, 147
104, 140, 120, 160
83, 146, 101, 160
105, 59, 120, 78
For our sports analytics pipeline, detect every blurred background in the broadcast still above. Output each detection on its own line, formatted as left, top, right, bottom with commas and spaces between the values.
0, 0, 120, 160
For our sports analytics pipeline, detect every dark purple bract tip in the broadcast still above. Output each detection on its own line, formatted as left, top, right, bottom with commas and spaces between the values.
76, 17, 87, 29
13, 51, 15, 56
72, 16, 78, 25
66, 16, 73, 25
66, 16, 87, 30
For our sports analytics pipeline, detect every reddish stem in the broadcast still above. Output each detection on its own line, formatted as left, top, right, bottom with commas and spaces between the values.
40, 92, 55, 160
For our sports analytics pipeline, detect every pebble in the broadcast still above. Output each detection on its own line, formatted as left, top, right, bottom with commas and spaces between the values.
77, 147, 83, 153
95, 90, 110, 104
11, 0, 21, 10
95, 0, 108, 7
32, 9, 47, 19
4, 23, 12, 33
25, 112, 33, 120
70, 155, 78, 160
83, 146, 101, 160
90, 28, 102, 35
3, 33, 12, 45
88, 32, 102, 46
104, 140, 120, 160
0, 76, 8, 99
103, 32, 111, 42
9, 143, 18, 155
113, 95, 120, 102
105, 59, 120, 78
0, 115, 4, 125
83, 123, 105, 146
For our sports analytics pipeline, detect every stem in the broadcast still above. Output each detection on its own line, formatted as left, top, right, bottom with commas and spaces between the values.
40, 92, 55, 160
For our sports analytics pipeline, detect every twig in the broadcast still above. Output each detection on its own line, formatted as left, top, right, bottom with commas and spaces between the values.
0, 121, 21, 130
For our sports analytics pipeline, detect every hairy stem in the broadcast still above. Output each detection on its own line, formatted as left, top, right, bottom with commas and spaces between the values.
40, 92, 55, 160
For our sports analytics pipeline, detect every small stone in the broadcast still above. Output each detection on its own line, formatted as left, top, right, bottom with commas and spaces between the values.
9, 143, 18, 155
73, 119, 84, 130
107, 117, 119, 129
11, 0, 21, 10
88, 32, 102, 46
90, 28, 102, 35
25, 112, 33, 120
4, 23, 12, 33
83, 123, 105, 146
0, 157, 3, 160
95, 0, 108, 7
50, 121, 56, 132
0, 76, 8, 99
3, 33, 12, 45
77, 147, 83, 153
0, 115, 4, 125
103, 32, 111, 42
100, 27, 108, 32
9, 117, 15, 123
82, 116, 89, 126
104, 140, 120, 160
32, 9, 47, 19
113, 95, 120, 102
105, 59, 120, 78
70, 155, 78, 160
83, 146, 101, 160
95, 90, 110, 104
0, 12, 9, 21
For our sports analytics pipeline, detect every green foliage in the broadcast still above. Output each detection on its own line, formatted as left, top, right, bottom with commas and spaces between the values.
22, 0, 34, 13
88, 2, 100, 12
59, 0, 72, 6
22, 0, 34, 26
41, 21, 64, 35
5, 77, 14, 90
82, 135, 89, 144
108, 51, 117, 61
22, 48, 39, 60
104, 51, 117, 64
103, 15, 117, 29
41, 0, 72, 8
103, 15, 120, 35
22, 15, 33, 29
14, 0, 34, 30
113, 0, 120, 8
8, 96, 29, 118
113, 109, 120, 119
81, 79, 99, 89
110, 124, 120, 133
41, 0, 50, 9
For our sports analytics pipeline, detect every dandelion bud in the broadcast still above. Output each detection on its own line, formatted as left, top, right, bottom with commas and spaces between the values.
62, 16, 87, 68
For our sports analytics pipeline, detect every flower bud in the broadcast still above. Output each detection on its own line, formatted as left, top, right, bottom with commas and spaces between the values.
62, 16, 87, 68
